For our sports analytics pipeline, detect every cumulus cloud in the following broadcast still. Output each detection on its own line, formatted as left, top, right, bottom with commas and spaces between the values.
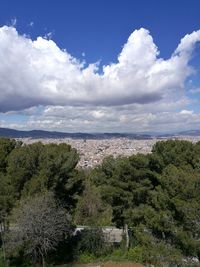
1, 26, 200, 133
0, 26, 200, 113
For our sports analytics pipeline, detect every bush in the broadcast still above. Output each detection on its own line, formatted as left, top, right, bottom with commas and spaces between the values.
110, 248, 125, 260
0, 251, 5, 267
108, 247, 144, 263
126, 246, 144, 262
75, 228, 111, 258
78, 252, 96, 263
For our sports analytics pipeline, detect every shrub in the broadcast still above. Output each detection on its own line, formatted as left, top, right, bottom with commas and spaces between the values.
78, 252, 96, 263
75, 227, 110, 258
126, 246, 144, 262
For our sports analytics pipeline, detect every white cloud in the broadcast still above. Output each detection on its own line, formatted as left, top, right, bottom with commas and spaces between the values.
0, 26, 200, 113
2, 104, 199, 133
180, 109, 193, 115
91, 110, 107, 119
10, 18, 17, 27
0, 26, 200, 133
44, 31, 54, 40
28, 21, 34, 27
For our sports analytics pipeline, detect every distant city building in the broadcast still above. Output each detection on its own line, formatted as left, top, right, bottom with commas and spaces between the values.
18, 136, 200, 168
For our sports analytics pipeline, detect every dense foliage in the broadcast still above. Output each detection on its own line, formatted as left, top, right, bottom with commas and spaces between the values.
1, 138, 200, 266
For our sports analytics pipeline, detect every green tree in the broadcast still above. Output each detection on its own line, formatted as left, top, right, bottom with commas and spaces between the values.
152, 140, 196, 169
75, 228, 106, 258
0, 138, 20, 174
93, 154, 155, 227
6, 142, 82, 210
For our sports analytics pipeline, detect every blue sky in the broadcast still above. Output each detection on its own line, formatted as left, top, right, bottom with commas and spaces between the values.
0, 0, 200, 133
1, 0, 200, 62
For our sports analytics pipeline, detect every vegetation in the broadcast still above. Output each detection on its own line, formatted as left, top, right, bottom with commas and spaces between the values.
1, 138, 200, 266
6, 193, 71, 267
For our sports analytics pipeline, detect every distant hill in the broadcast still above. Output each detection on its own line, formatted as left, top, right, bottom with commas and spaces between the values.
0, 127, 153, 139
0, 127, 200, 140
0, 128, 93, 139
177, 130, 200, 136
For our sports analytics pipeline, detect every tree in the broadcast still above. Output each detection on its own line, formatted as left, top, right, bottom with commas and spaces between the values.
7, 193, 72, 267
6, 142, 82, 211
74, 180, 112, 226
152, 140, 196, 169
6, 142, 43, 199
93, 154, 155, 227
0, 138, 20, 174
75, 228, 106, 258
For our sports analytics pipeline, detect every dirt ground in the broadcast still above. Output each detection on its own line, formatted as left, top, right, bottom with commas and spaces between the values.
102, 263, 144, 267
72, 263, 144, 267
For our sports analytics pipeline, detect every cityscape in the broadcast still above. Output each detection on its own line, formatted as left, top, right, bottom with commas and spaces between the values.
1, 0, 200, 266
20, 135, 200, 168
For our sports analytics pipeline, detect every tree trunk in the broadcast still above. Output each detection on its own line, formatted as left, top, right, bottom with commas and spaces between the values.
0, 222, 7, 267
124, 223, 129, 249
41, 253, 45, 267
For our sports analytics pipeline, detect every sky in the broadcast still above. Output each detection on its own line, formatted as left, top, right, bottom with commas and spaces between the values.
0, 0, 200, 133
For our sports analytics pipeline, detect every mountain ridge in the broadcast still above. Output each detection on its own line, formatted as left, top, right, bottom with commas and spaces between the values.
0, 127, 200, 140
